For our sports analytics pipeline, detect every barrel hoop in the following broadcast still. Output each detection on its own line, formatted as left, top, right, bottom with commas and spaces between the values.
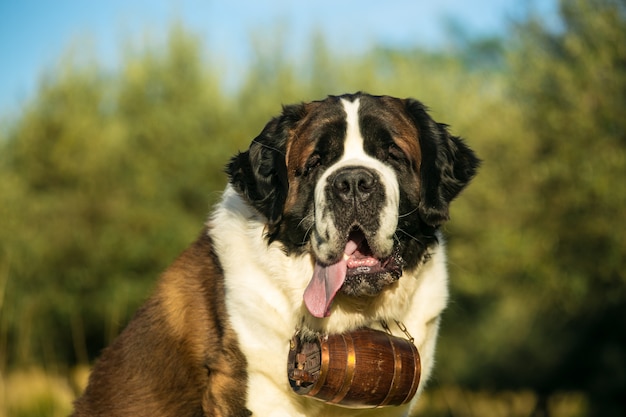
330, 333, 356, 404
308, 335, 329, 397
401, 342, 421, 405
379, 334, 401, 407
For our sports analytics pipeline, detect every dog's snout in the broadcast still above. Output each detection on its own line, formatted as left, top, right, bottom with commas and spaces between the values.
332, 167, 378, 203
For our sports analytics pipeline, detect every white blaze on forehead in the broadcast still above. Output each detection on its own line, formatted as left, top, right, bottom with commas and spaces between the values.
341, 98, 366, 160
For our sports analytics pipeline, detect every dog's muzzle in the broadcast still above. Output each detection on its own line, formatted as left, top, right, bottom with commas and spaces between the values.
304, 166, 402, 318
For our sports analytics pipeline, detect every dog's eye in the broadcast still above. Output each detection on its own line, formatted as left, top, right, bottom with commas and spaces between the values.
387, 144, 406, 163
303, 154, 322, 176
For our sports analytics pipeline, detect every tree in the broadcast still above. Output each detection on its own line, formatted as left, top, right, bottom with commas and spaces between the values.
0, 26, 235, 367
510, 1, 626, 414
439, 1, 626, 415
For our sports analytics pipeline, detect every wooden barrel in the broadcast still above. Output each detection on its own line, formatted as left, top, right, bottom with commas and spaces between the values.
287, 328, 421, 408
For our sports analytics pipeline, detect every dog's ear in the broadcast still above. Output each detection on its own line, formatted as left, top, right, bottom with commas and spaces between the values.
227, 104, 305, 231
406, 99, 480, 226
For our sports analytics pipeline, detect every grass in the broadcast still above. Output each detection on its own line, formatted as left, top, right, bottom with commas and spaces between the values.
0, 367, 587, 417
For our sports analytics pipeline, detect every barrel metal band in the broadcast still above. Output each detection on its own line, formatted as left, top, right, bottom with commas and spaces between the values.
401, 342, 421, 404
379, 333, 402, 407
330, 333, 356, 404
308, 335, 329, 397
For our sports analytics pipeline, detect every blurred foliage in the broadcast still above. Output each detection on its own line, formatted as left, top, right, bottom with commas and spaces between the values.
441, 2, 626, 416
0, 368, 75, 417
0, 0, 625, 416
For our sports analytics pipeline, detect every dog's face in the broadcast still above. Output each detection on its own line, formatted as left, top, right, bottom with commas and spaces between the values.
228, 93, 479, 318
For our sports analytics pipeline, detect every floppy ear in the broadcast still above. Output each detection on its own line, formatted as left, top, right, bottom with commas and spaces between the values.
406, 99, 480, 226
226, 104, 305, 231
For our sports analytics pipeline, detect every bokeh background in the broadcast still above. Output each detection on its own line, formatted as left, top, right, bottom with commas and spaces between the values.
0, 0, 624, 416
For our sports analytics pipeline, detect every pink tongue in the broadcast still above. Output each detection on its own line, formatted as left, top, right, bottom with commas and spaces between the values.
303, 239, 360, 318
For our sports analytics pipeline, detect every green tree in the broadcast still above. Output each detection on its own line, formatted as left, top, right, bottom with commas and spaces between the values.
439, 1, 626, 415
511, 1, 626, 414
0, 26, 236, 367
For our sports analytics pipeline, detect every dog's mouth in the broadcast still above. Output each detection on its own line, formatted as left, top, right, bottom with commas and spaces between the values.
345, 230, 394, 277
303, 229, 402, 318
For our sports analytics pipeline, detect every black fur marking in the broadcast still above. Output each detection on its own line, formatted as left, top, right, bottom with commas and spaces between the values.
226, 104, 306, 236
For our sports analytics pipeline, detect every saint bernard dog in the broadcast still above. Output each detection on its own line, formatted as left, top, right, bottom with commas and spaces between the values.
73, 92, 479, 417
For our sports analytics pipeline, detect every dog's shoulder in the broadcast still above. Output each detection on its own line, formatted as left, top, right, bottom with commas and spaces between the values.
72, 229, 251, 417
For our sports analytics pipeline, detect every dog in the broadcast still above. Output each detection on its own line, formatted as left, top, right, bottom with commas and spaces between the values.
72, 92, 479, 417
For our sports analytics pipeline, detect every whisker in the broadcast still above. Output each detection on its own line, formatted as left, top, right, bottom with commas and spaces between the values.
294, 214, 316, 246
251, 138, 286, 156
396, 228, 425, 245
398, 206, 419, 218
296, 213, 314, 229
301, 223, 314, 246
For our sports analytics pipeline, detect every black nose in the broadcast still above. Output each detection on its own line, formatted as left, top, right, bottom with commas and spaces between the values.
332, 167, 378, 203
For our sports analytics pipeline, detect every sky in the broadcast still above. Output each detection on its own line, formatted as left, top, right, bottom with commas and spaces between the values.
0, 0, 560, 115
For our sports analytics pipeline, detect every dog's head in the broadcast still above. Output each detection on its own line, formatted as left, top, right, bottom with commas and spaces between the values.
228, 93, 479, 318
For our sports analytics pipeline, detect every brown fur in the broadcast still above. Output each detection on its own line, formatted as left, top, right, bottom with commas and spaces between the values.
72, 228, 251, 417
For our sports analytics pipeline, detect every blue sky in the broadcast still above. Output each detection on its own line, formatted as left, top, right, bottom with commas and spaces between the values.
0, 0, 559, 115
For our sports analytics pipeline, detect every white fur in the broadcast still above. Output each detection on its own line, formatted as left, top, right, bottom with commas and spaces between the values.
209, 97, 449, 416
